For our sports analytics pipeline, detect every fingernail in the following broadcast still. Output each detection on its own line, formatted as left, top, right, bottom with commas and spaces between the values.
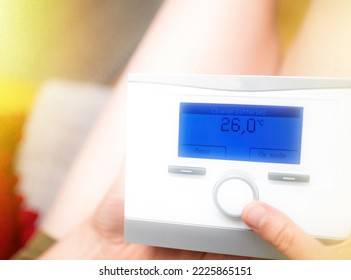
243, 203, 269, 230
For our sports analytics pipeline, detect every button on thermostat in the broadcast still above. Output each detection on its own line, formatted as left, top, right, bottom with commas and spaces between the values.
213, 171, 259, 218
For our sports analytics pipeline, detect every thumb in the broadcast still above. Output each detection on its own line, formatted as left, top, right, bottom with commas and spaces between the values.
241, 201, 328, 259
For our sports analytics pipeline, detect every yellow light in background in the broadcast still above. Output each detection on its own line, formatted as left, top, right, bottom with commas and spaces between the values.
0, 79, 37, 114
0, 1, 11, 37
0, 1, 43, 112
0, 0, 27, 78
0, 0, 51, 81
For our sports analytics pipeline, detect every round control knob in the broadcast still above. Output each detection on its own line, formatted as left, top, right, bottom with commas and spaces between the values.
213, 171, 259, 218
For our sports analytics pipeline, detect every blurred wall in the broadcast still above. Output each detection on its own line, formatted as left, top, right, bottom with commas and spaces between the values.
0, 0, 163, 85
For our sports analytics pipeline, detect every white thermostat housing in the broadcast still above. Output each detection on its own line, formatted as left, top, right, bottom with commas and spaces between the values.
124, 74, 351, 259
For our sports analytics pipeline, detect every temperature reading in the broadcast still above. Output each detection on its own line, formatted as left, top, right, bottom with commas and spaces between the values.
221, 117, 264, 134
178, 102, 303, 164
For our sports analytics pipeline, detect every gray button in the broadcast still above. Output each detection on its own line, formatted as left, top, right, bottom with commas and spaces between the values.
168, 165, 206, 175
268, 172, 310, 183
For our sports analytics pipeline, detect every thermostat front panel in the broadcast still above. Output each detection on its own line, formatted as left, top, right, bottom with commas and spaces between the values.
124, 75, 351, 259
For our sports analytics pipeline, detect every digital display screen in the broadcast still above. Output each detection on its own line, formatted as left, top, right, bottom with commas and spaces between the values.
178, 103, 303, 164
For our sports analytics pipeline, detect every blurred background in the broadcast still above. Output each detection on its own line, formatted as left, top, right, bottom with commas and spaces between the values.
0, 0, 164, 83
0, 0, 310, 259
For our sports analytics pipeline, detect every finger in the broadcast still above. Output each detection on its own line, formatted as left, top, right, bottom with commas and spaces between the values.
241, 201, 328, 259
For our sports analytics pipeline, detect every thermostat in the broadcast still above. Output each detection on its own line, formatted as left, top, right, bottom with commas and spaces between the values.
124, 74, 351, 259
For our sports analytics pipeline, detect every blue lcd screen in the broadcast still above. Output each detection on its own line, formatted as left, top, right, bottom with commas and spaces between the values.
178, 103, 303, 164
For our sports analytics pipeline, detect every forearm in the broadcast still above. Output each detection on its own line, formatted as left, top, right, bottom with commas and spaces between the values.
41, 89, 126, 240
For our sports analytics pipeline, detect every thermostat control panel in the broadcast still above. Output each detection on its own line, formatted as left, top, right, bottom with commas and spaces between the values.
124, 75, 351, 259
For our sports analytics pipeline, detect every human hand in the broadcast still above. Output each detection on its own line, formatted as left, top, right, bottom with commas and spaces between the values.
43, 165, 350, 260
90, 168, 250, 260
92, 167, 351, 260
241, 201, 351, 259
48, 164, 349, 260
